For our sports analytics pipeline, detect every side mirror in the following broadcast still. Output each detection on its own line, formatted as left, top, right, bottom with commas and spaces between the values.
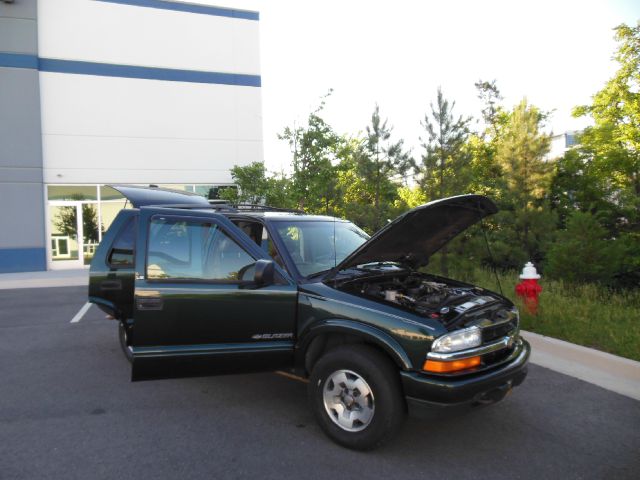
253, 259, 275, 286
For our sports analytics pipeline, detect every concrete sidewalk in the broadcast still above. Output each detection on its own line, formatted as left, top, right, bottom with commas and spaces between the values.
523, 330, 640, 401
0, 269, 88, 290
0, 269, 638, 401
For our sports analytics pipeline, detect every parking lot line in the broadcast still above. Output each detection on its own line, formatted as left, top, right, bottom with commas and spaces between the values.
275, 370, 309, 383
70, 302, 92, 324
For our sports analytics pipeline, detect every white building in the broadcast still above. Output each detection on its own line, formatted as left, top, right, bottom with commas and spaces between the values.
0, 0, 262, 272
547, 131, 579, 161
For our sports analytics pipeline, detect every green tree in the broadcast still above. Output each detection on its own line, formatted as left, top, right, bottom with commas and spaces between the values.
361, 104, 413, 230
219, 162, 268, 204
419, 87, 471, 274
494, 99, 554, 263
331, 137, 379, 231
53, 195, 100, 244
550, 148, 619, 230
393, 185, 427, 211
279, 91, 342, 213
545, 211, 624, 284
219, 162, 294, 208
419, 87, 472, 200
474, 79, 504, 139
437, 80, 510, 275
465, 80, 509, 198
569, 22, 640, 233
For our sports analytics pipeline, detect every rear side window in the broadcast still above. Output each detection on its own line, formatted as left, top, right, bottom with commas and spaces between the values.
146, 217, 256, 282
108, 217, 136, 267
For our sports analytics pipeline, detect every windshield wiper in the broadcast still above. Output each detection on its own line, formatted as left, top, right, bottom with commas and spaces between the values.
306, 268, 333, 280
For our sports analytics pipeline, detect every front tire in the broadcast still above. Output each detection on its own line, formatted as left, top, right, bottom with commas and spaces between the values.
308, 344, 405, 450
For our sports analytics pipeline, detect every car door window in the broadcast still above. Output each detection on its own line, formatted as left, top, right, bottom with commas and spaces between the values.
108, 217, 136, 267
204, 232, 253, 280
147, 217, 256, 282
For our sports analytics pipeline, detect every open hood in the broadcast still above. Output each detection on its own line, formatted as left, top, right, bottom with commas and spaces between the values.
110, 185, 210, 208
333, 194, 498, 273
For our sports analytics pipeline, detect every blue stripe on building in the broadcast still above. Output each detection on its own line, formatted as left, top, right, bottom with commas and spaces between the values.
0, 248, 47, 274
0, 52, 38, 69
0, 53, 261, 87
96, 0, 259, 20
39, 58, 261, 87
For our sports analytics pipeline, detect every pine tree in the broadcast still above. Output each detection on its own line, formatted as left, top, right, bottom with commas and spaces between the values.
362, 104, 413, 230
494, 99, 553, 260
419, 88, 471, 275
419, 87, 471, 200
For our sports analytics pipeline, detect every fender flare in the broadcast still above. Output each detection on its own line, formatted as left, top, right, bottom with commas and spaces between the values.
297, 319, 413, 371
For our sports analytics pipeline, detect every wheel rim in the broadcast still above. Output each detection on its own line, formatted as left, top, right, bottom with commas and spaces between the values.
120, 324, 128, 345
322, 369, 375, 432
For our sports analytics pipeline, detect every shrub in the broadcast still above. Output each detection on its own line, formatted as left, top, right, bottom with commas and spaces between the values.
545, 211, 622, 285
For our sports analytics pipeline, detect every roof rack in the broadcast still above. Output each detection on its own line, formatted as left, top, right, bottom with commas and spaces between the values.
233, 204, 305, 214
206, 200, 304, 214
143, 201, 304, 215
146, 203, 238, 212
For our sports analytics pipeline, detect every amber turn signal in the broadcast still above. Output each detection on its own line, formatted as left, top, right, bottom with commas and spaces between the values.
423, 356, 481, 373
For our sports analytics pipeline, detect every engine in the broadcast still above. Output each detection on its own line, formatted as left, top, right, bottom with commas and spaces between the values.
343, 273, 500, 326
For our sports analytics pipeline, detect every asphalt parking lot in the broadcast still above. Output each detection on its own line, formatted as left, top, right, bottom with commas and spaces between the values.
1, 286, 639, 480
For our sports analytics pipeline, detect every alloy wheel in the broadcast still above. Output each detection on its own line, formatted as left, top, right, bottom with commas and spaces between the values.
322, 369, 375, 432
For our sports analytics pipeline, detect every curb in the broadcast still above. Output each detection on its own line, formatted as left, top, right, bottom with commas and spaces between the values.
0, 270, 88, 290
523, 330, 640, 401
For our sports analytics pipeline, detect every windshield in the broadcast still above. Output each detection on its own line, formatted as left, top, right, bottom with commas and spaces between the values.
274, 220, 369, 277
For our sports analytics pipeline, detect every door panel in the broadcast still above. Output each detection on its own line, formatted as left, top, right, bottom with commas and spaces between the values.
88, 212, 137, 320
133, 284, 296, 346
130, 209, 297, 381
131, 284, 297, 381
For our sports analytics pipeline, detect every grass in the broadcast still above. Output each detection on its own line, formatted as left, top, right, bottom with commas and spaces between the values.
444, 267, 640, 362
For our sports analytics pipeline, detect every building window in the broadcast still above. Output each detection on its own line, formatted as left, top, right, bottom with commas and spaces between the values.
46, 184, 233, 268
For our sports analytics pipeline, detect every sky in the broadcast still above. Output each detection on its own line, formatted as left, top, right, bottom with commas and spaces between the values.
226, 0, 639, 172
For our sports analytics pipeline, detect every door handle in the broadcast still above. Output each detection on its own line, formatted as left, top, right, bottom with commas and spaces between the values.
136, 296, 164, 311
100, 280, 122, 291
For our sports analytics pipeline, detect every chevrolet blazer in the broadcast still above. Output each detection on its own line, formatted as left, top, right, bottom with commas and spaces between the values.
89, 186, 530, 450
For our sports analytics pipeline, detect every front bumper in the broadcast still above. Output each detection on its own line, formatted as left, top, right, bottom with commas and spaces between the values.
400, 338, 530, 415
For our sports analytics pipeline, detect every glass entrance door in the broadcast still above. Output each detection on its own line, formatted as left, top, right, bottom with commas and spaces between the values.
47, 185, 129, 270
48, 201, 84, 269
45, 183, 222, 270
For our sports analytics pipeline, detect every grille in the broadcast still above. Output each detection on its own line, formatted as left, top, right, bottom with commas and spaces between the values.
482, 318, 517, 343
482, 347, 512, 366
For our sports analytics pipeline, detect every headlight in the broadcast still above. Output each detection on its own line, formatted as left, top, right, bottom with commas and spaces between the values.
431, 326, 482, 353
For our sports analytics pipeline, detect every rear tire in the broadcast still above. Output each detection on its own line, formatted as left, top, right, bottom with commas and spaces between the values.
118, 321, 133, 363
308, 344, 405, 450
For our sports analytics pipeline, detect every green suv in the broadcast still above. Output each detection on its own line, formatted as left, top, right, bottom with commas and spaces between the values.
89, 185, 530, 450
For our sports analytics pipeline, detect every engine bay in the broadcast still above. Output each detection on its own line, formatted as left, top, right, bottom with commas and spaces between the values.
338, 273, 503, 327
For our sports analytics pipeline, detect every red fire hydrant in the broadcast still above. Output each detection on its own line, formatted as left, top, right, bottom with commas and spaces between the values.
515, 262, 542, 315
